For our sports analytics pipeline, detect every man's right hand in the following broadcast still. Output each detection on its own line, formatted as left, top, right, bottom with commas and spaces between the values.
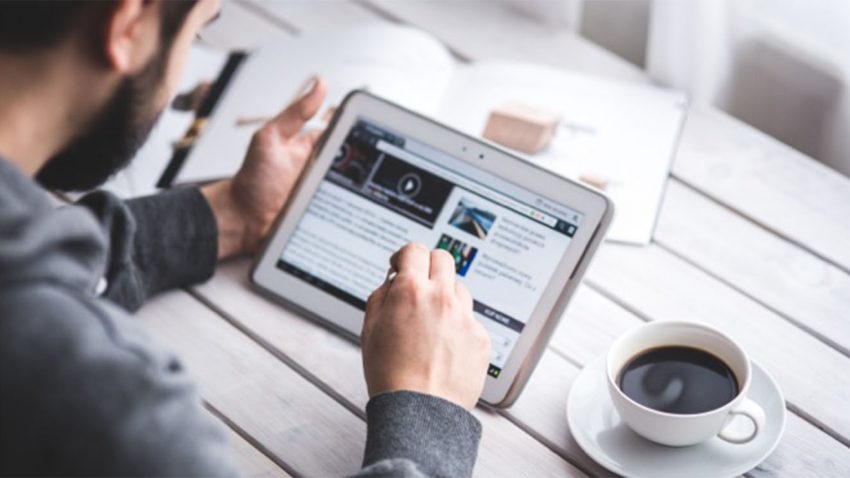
361, 243, 492, 410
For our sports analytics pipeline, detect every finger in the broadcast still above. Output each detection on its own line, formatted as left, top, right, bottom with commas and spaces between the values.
389, 243, 430, 279
455, 281, 474, 310
299, 128, 325, 149
429, 249, 456, 282
286, 128, 326, 160
268, 76, 328, 139
370, 277, 391, 305
287, 76, 319, 104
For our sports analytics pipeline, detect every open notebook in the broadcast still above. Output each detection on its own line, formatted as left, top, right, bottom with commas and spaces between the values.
171, 24, 687, 245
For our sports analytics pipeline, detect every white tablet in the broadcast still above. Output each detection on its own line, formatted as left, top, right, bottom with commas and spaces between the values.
252, 91, 613, 407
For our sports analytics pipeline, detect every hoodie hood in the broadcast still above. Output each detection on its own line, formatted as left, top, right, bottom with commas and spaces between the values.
0, 157, 106, 293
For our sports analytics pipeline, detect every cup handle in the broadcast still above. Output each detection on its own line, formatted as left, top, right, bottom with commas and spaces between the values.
717, 398, 766, 444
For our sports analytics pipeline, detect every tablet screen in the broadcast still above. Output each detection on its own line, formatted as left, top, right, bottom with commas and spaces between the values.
278, 119, 584, 378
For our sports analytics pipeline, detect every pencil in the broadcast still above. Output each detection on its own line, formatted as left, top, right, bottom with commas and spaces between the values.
234, 116, 271, 127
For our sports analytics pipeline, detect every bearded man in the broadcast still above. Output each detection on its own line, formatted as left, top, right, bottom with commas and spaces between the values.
0, 1, 491, 476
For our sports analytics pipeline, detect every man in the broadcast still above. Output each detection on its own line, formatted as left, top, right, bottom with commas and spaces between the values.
0, 1, 492, 476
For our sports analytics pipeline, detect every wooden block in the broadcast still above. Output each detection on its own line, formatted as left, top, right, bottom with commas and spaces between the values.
579, 173, 609, 190
482, 102, 561, 154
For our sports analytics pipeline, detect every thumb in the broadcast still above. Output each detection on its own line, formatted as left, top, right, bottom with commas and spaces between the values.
269, 76, 327, 139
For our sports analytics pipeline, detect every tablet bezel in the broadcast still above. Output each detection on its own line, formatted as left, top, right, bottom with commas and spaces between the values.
252, 90, 613, 407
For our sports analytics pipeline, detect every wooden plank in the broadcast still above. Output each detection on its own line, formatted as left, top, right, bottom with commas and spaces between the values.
361, 0, 648, 83
551, 285, 641, 366
214, 411, 292, 478
584, 243, 850, 443
672, 107, 850, 272
135, 290, 366, 476
191, 259, 587, 477
750, 413, 850, 477
656, 180, 850, 355
173, 257, 850, 476
502, 353, 608, 476
190, 261, 850, 475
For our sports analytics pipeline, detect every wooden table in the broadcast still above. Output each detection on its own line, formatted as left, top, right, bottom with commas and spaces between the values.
135, 1, 850, 476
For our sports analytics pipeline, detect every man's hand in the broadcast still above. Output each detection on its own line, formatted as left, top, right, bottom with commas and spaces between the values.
202, 77, 327, 259
362, 243, 492, 410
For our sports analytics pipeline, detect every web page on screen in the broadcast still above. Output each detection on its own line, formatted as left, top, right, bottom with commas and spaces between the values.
278, 119, 583, 377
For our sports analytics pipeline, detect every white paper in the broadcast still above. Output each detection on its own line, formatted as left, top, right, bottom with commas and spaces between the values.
437, 61, 687, 244
176, 24, 455, 184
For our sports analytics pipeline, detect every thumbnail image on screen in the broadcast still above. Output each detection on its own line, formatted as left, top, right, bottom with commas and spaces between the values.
449, 198, 496, 239
435, 233, 478, 277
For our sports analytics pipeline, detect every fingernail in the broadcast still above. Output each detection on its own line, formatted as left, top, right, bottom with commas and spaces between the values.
291, 76, 318, 104
302, 76, 318, 97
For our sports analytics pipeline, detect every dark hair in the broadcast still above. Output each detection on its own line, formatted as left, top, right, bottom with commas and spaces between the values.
0, 1, 197, 54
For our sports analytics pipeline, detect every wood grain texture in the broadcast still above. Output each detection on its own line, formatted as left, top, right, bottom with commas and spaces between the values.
748, 413, 850, 477
502, 353, 605, 475
214, 411, 292, 478
656, 180, 850, 355
191, 259, 587, 477
135, 290, 365, 476
671, 107, 850, 272
552, 285, 640, 366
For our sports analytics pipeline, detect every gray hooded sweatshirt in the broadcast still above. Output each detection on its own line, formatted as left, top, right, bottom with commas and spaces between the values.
0, 157, 481, 477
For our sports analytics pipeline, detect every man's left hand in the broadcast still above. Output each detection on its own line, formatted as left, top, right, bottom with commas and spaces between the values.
202, 77, 327, 259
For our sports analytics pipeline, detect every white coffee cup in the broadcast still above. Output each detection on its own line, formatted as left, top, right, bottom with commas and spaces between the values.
606, 321, 766, 447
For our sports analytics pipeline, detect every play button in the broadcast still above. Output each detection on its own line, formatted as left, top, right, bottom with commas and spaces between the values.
397, 173, 422, 197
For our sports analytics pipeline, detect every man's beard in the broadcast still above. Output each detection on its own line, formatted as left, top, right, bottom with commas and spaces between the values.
36, 47, 168, 192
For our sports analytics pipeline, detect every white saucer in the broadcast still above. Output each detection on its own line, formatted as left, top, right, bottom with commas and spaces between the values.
567, 356, 786, 478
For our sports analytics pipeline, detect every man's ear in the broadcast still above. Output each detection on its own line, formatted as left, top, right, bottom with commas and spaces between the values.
103, 0, 158, 73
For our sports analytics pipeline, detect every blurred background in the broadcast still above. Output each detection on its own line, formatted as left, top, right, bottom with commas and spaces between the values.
116, 0, 849, 200
197, 0, 850, 178
509, 0, 850, 177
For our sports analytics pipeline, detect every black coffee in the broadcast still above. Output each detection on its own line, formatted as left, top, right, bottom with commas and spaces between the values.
618, 346, 739, 414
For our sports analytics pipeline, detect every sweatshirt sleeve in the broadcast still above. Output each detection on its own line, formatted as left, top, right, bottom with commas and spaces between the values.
352, 391, 483, 478
76, 187, 218, 312
0, 284, 240, 477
